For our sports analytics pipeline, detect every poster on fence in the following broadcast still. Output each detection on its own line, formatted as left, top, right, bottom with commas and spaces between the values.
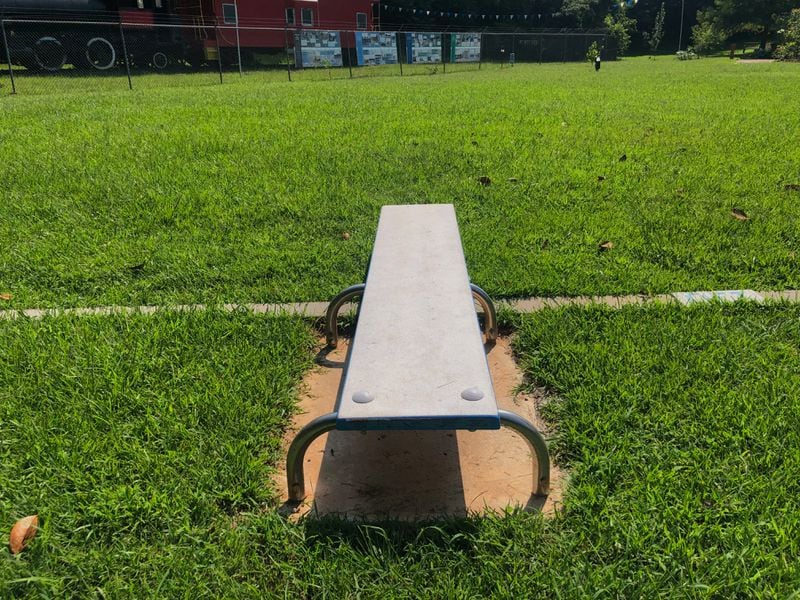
450, 33, 481, 62
405, 32, 442, 64
294, 30, 343, 68
355, 32, 398, 66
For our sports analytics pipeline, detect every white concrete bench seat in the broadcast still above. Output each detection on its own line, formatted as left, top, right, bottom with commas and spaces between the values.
286, 204, 549, 503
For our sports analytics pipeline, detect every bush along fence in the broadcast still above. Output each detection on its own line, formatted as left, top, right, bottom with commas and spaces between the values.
0, 19, 609, 95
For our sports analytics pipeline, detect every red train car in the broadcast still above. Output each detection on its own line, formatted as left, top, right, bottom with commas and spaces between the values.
1, 0, 378, 70
198, 0, 378, 62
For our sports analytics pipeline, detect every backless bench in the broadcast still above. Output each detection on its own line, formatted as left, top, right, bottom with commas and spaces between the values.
286, 204, 550, 502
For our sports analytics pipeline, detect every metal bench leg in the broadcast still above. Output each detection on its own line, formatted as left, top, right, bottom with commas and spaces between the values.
325, 284, 366, 348
498, 409, 550, 497
286, 412, 338, 502
470, 284, 499, 344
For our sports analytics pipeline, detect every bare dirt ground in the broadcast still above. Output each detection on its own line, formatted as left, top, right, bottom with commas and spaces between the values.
276, 336, 565, 520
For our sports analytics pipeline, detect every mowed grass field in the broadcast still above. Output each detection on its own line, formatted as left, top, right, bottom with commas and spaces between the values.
1, 57, 799, 309
3, 59, 800, 597
2, 304, 799, 596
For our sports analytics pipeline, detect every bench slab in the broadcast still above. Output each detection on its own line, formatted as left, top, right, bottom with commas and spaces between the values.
336, 204, 499, 431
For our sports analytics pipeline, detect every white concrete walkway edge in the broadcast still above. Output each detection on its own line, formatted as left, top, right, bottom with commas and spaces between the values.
1, 290, 799, 321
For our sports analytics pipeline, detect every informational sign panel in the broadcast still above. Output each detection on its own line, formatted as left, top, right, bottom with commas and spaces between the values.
450, 33, 481, 62
355, 32, 398, 66
405, 32, 442, 64
294, 30, 343, 67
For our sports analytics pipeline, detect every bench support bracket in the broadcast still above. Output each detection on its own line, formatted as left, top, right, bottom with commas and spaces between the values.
498, 410, 550, 497
286, 412, 338, 502
325, 283, 498, 348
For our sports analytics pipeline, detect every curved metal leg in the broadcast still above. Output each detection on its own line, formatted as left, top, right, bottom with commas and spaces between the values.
470, 284, 499, 344
325, 284, 366, 348
498, 409, 550, 497
286, 412, 339, 502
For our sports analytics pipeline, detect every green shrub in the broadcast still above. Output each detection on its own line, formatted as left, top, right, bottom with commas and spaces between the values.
775, 9, 800, 60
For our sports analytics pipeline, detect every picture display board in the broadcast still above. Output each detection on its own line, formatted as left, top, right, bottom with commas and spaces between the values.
405, 32, 442, 63
355, 32, 398, 65
294, 30, 343, 67
450, 33, 481, 62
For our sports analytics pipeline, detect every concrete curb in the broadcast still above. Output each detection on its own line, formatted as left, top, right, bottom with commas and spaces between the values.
1, 290, 799, 321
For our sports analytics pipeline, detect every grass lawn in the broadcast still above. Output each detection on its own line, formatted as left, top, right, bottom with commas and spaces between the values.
1, 57, 799, 309
2, 303, 799, 596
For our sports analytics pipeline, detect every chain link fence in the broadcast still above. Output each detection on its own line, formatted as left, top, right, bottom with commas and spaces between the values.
1, 19, 608, 96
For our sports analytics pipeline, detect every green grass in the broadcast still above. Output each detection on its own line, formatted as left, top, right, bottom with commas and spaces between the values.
2, 303, 800, 596
2, 57, 799, 309
0, 310, 315, 596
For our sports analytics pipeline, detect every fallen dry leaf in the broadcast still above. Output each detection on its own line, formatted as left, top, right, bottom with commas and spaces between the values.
731, 208, 749, 221
599, 241, 615, 251
341, 232, 351, 241
0, 293, 12, 301
784, 184, 800, 191
9, 515, 38, 554
478, 176, 491, 186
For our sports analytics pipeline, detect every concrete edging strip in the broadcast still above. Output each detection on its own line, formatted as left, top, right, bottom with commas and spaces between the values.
0, 290, 797, 321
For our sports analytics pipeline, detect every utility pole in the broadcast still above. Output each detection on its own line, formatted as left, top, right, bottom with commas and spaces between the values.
678, 0, 686, 52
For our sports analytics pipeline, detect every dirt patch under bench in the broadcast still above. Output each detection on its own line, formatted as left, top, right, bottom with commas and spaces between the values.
276, 336, 565, 520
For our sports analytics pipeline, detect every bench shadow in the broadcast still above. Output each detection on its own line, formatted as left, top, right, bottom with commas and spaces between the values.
310, 429, 467, 519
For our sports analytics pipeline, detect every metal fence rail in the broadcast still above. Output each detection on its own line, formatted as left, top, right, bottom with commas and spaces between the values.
0, 18, 608, 96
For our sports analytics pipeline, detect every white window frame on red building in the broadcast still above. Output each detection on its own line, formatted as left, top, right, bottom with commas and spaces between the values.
301, 7, 314, 26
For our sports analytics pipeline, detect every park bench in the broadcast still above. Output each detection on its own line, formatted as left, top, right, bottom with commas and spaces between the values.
286, 204, 550, 503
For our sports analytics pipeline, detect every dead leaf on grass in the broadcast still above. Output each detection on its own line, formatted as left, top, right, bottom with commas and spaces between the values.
0, 293, 12, 301
9, 515, 38, 555
341, 232, 351, 241
599, 241, 615, 251
731, 208, 749, 221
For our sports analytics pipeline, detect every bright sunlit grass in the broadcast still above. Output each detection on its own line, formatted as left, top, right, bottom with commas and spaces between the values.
1, 57, 799, 309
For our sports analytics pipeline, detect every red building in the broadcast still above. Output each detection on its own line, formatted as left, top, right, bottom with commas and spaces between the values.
191, 0, 378, 58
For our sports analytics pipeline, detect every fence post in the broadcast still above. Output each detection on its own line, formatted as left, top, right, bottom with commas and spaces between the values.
348, 41, 353, 78
1, 19, 16, 95
478, 32, 482, 70
284, 27, 292, 81
214, 23, 223, 84
234, 1, 243, 77
119, 20, 133, 90
562, 34, 567, 62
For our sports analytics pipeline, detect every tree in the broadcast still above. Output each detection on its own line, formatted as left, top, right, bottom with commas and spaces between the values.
560, 0, 602, 27
696, 0, 797, 49
643, 2, 667, 52
775, 8, 800, 59
604, 6, 638, 55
